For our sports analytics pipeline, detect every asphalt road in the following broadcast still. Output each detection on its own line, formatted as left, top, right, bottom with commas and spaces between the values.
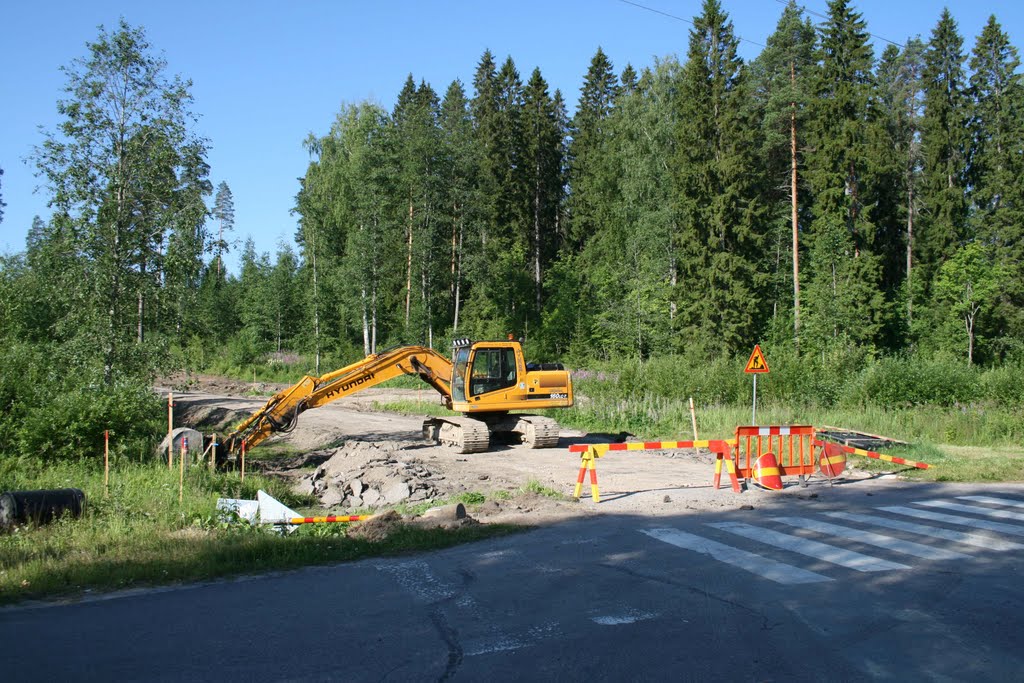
3, 479, 1023, 681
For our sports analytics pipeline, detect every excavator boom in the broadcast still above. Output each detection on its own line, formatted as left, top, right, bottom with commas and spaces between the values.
223, 346, 453, 453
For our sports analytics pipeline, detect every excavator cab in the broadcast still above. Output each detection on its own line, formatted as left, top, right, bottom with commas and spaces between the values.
448, 338, 572, 414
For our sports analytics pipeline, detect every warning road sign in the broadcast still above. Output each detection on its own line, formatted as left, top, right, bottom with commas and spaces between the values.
744, 344, 769, 374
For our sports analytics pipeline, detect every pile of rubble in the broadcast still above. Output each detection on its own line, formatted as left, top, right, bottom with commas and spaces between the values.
296, 440, 455, 511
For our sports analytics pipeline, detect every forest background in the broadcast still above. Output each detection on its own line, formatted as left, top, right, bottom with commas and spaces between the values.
1, 0, 1023, 462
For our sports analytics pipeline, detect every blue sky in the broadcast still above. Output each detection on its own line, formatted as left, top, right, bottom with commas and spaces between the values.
2, 1, 1021, 273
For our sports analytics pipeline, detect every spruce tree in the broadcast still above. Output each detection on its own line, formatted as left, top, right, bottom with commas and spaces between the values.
521, 67, 563, 318
438, 79, 476, 333
918, 9, 970, 288
567, 47, 618, 251
674, 0, 769, 354
967, 15, 1024, 350
875, 39, 925, 324
803, 0, 885, 349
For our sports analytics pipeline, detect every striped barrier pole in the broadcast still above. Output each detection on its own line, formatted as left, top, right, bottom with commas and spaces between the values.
568, 439, 739, 501
813, 439, 931, 470
288, 515, 373, 524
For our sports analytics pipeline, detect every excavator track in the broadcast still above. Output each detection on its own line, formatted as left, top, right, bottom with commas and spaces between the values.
512, 415, 562, 449
422, 417, 491, 454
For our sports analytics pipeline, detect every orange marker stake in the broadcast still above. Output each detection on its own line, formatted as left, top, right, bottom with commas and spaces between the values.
104, 429, 110, 498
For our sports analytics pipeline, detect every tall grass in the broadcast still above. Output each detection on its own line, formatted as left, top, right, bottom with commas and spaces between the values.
568, 351, 1024, 447
0, 457, 518, 604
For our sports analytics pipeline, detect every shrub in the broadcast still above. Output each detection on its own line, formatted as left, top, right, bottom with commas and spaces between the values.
845, 356, 982, 408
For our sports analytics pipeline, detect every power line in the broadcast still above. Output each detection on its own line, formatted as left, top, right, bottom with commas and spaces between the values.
775, 0, 905, 49
618, 0, 767, 49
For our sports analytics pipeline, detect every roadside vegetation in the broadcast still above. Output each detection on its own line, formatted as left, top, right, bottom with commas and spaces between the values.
0, 457, 522, 605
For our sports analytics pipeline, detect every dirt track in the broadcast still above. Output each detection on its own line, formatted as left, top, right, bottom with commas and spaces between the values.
163, 377, 872, 525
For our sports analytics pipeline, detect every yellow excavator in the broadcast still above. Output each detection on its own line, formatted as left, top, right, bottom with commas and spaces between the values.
218, 338, 573, 459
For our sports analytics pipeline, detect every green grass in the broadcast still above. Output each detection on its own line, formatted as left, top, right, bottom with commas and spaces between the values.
0, 457, 523, 605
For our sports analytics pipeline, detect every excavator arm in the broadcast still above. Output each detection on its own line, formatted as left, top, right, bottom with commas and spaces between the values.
222, 346, 453, 455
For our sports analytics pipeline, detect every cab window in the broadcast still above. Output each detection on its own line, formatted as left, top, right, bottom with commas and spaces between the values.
468, 348, 517, 396
452, 347, 470, 402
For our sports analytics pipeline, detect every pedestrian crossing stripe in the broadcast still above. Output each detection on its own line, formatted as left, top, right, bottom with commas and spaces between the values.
958, 495, 1024, 509
641, 528, 830, 584
708, 522, 910, 572
876, 506, 1024, 537
917, 499, 1024, 523
825, 511, 1024, 552
640, 496, 1024, 585
775, 517, 968, 561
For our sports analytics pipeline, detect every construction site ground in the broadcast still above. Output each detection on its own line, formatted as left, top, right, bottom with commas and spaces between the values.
165, 375, 883, 527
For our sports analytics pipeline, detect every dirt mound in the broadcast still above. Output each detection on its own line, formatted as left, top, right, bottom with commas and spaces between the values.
296, 440, 457, 511
347, 510, 404, 542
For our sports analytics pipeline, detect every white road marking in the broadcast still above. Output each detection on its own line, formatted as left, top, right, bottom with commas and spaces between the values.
591, 611, 658, 626
641, 528, 831, 584
708, 522, 909, 572
957, 495, 1024, 509
826, 511, 1024, 552
776, 517, 968, 560
879, 506, 1024, 537
375, 559, 457, 603
916, 499, 1024, 522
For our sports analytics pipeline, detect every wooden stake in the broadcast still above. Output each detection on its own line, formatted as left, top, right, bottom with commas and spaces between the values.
167, 392, 174, 470
104, 430, 109, 498
240, 438, 246, 483
179, 437, 187, 504
688, 397, 699, 453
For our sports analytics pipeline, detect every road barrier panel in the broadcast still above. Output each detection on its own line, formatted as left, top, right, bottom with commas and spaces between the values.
733, 425, 819, 489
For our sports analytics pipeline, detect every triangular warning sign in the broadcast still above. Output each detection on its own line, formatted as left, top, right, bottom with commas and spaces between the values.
744, 344, 769, 374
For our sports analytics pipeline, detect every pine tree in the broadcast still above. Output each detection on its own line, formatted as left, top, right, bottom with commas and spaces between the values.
751, 0, 817, 346
212, 181, 235, 277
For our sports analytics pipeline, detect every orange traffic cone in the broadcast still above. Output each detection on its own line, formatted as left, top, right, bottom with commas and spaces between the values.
819, 442, 847, 478
753, 452, 783, 491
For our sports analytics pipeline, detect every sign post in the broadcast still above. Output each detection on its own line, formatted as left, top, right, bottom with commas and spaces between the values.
744, 344, 769, 425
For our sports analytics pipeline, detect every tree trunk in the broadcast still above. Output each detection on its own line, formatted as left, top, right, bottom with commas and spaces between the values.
534, 179, 542, 315
790, 66, 801, 348
361, 287, 370, 356
137, 263, 145, 345
906, 185, 914, 323
453, 214, 463, 333
405, 199, 413, 326
311, 227, 320, 374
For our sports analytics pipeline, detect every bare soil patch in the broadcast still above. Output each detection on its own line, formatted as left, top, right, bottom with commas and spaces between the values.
166, 383, 877, 527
